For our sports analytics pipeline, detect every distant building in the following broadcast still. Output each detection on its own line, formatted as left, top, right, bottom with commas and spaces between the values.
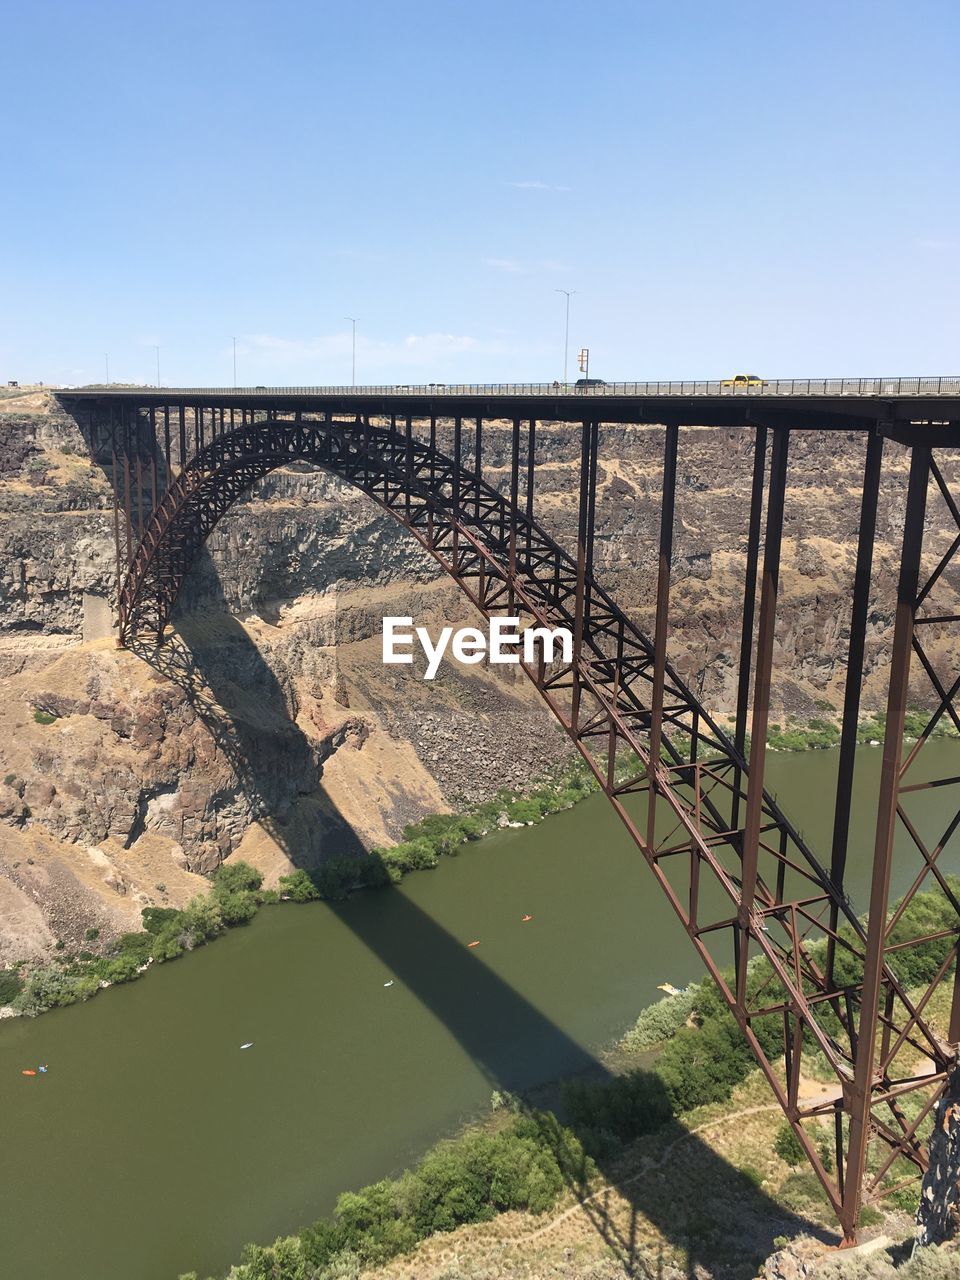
7, 380, 18, 388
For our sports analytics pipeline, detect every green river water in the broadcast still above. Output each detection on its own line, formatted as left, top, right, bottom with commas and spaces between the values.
1, 741, 958, 1280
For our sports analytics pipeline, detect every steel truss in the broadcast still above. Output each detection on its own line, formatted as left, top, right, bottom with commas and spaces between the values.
78, 399, 960, 1243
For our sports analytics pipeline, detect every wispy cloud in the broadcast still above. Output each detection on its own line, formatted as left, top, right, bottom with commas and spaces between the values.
482, 257, 571, 275
915, 237, 958, 252
507, 180, 571, 191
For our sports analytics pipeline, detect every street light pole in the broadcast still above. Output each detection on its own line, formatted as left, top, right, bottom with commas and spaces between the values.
104, 354, 109, 384
345, 317, 359, 387
555, 290, 575, 385
154, 346, 161, 388
232, 337, 237, 389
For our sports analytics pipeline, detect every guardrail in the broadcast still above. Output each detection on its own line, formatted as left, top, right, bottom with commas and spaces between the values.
66, 377, 960, 398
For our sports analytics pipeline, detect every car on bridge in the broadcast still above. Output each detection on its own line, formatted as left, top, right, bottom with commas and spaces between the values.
721, 373, 764, 388
574, 377, 606, 391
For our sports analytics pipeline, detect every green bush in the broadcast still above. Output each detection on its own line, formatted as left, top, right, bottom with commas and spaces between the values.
141, 906, 185, 935
98, 952, 143, 983
621, 987, 697, 1051
212, 861, 263, 894
214, 888, 259, 926
655, 1015, 756, 1111
0, 969, 24, 1004
15, 964, 99, 1015
182, 894, 223, 940
562, 1069, 673, 1147
505, 798, 544, 825
278, 869, 320, 902
151, 922, 186, 963
773, 1122, 805, 1166
115, 931, 154, 962
32, 709, 57, 725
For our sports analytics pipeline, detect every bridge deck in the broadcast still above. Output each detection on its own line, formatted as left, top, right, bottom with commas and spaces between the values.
59, 378, 960, 435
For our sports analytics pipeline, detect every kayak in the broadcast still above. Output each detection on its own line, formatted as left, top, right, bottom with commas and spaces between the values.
239, 1042, 254, 1050
21, 1070, 36, 1077
467, 940, 480, 948
521, 914, 533, 922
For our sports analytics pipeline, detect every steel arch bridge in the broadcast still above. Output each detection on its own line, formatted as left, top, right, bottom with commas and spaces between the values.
60, 382, 960, 1245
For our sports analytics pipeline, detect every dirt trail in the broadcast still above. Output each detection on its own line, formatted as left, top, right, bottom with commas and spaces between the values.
503, 1102, 784, 1247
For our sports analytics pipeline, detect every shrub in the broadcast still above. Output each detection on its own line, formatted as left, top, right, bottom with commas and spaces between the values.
214, 888, 259, 926
505, 798, 543, 825
621, 987, 698, 1050
308, 857, 371, 899
115, 931, 154, 962
402, 814, 470, 856
212, 861, 263, 894
32, 709, 57, 725
563, 1069, 673, 1146
655, 1016, 755, 1111
381, 840, 439, 873
182, 894, 223, 940
83, 926, 100, 941
0, 969, 24, 1004
99, 952, 143, 983
151, 922, 185, 963
15, 964, 99, 1014
278, 868, 320, 902
773, 1122, 805, 1166
141, 906, 185, 935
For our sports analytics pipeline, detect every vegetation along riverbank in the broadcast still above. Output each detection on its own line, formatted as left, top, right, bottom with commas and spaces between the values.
0, 710, 954, 1020
0, 755, 602, 1016
176, 878, 960, 1280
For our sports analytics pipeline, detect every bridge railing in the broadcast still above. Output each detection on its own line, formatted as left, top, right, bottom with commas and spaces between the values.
84, 376, 960, 398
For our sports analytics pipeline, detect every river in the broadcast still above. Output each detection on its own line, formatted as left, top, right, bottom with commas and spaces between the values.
1, 740, 958, 1280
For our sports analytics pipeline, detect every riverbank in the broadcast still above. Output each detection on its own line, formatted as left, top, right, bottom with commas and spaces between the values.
0, 754, 603, 1018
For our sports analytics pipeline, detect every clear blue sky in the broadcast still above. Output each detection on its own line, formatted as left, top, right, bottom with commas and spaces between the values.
2, 0, 958, 386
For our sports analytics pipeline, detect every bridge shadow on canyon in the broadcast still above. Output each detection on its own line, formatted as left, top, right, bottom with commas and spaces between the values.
128, 557, 832, 1277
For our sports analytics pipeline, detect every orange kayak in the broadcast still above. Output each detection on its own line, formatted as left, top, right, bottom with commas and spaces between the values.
467, 940, 480, 948
21, 1070, 36, 1077
521, 915, 533, 922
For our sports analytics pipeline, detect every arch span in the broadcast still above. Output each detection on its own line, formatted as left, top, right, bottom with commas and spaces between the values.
118, 412, 947, 1240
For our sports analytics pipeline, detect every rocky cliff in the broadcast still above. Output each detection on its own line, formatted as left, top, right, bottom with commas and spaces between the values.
0, 389, 947, 960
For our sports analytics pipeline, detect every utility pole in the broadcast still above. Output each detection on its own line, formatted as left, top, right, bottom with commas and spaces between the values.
345, 317, 359, 387
555, 290, 575, 386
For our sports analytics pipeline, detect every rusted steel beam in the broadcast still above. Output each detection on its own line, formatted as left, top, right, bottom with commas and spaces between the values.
732, 426, 768, 830
826, 430, 884, 988
738, 426, 789, 1004
647, 424, 679, 849
843, 444, 930, 1243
